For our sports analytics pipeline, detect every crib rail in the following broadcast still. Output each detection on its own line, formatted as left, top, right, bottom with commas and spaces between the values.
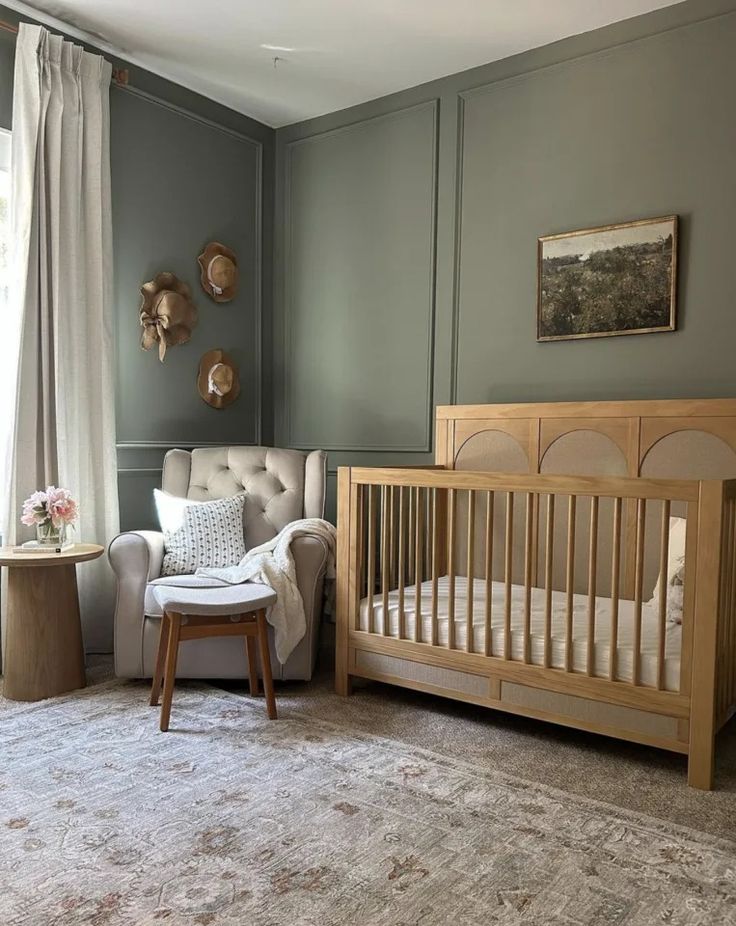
344, 468, 699, 688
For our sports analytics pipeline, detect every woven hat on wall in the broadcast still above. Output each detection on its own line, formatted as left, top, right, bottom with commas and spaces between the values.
197, 349, 240, 409
139, 272, 198, 362
198, 241, 239, 303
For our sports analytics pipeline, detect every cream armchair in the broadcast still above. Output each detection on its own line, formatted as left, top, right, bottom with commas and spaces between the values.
110, 446, 328, 681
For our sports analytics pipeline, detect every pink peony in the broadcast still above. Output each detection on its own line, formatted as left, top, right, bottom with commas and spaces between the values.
20, 486, 79, 528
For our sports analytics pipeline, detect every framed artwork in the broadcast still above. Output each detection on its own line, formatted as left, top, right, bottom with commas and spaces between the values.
537, 215, 678, 342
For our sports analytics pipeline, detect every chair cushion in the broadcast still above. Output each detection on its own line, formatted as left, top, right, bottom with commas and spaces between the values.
153, 582, 277, 617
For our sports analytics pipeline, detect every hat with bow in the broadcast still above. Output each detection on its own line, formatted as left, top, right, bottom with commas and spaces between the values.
139, 272, 198, 362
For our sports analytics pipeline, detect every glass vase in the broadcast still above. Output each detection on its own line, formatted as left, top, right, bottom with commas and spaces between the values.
36, 520, 66, 547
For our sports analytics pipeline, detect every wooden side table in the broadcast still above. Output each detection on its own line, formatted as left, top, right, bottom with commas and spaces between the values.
0, 543, 104, 701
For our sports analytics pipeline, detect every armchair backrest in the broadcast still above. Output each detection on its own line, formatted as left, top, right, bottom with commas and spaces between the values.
162, 446, 326, 550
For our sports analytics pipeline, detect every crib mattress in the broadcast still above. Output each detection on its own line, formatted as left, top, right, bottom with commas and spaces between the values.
359, 576, 681, 691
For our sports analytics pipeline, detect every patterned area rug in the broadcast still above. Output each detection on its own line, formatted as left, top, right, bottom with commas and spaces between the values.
1, 680, 735, 925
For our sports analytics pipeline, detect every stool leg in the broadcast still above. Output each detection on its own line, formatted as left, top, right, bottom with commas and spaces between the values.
256, 609, 277, 720
160, 613, 182, 732
149, 613, 170, 706
245, 632, 259, 697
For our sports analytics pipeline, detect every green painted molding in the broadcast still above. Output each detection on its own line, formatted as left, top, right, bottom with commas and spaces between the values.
280, 99, 440, 453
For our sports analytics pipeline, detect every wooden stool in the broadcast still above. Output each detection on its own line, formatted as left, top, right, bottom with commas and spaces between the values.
150, 583, 278, 731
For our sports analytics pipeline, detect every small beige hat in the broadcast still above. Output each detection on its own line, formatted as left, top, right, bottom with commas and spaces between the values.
139, 272, 198, 362
197, 349, 240, 409
198, 241, 239, 303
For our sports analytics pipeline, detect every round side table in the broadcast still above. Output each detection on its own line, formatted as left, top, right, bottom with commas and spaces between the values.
0, 543, 104, 701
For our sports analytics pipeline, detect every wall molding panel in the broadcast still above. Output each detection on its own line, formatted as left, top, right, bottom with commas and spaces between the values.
280, 99, 440, 455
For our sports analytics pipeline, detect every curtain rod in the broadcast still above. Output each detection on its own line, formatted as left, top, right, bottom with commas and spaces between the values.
0, 18, 128, 85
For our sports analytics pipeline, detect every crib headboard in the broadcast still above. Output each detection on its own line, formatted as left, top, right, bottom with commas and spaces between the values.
436, 399, 736, 479
436, 399, 736, 597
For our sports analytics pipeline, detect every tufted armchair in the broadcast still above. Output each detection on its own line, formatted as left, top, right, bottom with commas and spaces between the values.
109, 446, 328, 681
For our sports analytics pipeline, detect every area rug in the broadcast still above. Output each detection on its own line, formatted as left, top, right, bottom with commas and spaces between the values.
1, 681, 735, 925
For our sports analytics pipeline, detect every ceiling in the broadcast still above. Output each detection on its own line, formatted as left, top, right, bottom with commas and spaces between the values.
6, 0, 683, 127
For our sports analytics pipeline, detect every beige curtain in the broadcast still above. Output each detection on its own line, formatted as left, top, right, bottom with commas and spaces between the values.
2, 24, 119, 651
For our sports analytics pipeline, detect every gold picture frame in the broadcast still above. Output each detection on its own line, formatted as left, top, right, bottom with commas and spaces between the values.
537, 214, 678, 342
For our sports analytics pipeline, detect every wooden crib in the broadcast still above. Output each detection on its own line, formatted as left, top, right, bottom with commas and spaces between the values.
335, 399, 736, 789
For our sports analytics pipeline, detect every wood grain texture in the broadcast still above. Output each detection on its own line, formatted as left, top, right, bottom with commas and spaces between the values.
3, 564, 87, 701
335, 467, 352, 696
688, 482, 724, 789
334, 401, 736, 790
0, 543, 104, 568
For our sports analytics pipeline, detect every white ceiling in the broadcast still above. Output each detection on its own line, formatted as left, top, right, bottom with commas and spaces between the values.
6, 0, 683, 127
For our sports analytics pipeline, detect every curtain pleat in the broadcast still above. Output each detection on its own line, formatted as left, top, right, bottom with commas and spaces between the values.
3, 23, 119, 652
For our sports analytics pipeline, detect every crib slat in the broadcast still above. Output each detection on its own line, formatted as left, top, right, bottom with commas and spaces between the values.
523, 492, 533, 664
609, 497, 622, 681
381, 486, 390, 637
408, 485, 415, 586
397, 486, 405, 640
431, 488, 439, 646
586, 496, 599, 676
544, 494, 554, 668
425, 490, 433, 573
354, 485, 364, 631
633, 498, 646, 686
466, 490, 476, 653
657, 500, 671, 690
484, 491, 494, 657
565, 495, 576, 672
448, 488, 457, 650
389, 486, 396, 589
366, 486, 376, 633
504, 493, 514, 660
415, 487, 423, 643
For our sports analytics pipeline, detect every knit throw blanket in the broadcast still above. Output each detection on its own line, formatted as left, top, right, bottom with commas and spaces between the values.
197, 518, 336, 664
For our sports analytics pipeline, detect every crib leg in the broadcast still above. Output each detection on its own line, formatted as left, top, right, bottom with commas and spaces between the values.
335, 671, 353, 697
687, 735, 715, 790
335, 644, 353, 696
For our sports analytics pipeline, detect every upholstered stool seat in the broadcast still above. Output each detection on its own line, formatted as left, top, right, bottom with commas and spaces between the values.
151, 583, 278, 731
154, 583, 277, 617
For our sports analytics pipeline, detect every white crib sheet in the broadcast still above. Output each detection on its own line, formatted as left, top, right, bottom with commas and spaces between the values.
359, 576, 682, 691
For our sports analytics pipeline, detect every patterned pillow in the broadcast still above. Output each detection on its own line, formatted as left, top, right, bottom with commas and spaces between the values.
154, 489, 247, 577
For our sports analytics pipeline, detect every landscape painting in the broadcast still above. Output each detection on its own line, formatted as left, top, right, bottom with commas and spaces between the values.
537, 215, 677, 341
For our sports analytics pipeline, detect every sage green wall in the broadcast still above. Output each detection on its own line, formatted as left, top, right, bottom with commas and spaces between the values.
274, 0, 736, 521
0, 5, 275, 532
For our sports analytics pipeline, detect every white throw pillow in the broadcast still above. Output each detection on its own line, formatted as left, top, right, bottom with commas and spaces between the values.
154, 489, 247, 577
650, 515, 687, 624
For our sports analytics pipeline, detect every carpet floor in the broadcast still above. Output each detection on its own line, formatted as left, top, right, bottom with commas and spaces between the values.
264, 668, 736, 843
1, 672, 736, 925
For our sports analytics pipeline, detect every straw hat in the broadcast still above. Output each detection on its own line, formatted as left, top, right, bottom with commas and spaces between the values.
198, 241, 239, 303
197, 349, 240, 409
140, 272, 198, 362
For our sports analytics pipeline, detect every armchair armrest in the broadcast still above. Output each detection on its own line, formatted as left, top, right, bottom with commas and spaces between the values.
291, 534, 330, 605
109, 530, 165, 582
287, 534, 330, 680
109, 531, 165, 677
